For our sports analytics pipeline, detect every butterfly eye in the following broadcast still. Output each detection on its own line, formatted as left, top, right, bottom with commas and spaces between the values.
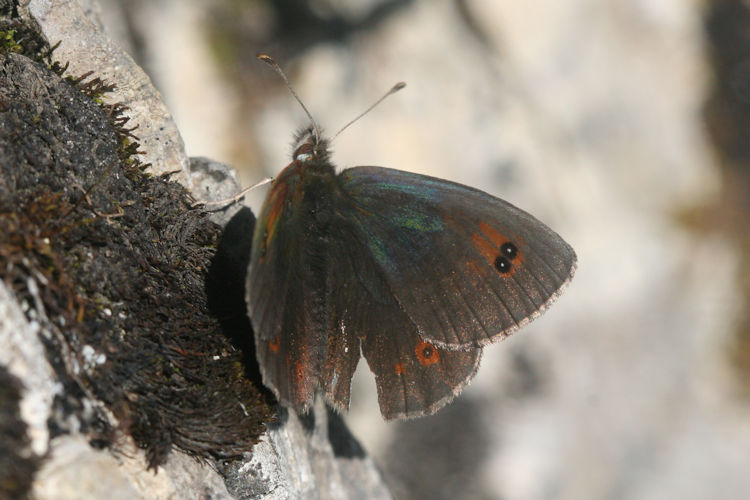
294, 142, 314, 161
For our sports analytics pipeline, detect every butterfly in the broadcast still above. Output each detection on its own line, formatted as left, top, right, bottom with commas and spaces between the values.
246, 55, 576, 420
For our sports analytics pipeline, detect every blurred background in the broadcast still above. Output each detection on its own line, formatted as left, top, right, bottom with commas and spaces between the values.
95, 0, 750, 498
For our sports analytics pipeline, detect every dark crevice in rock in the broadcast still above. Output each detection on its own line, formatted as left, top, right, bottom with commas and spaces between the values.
0, 366, 40, 500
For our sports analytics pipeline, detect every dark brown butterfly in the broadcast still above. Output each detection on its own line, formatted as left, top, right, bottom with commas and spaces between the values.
246, 55, 576, 419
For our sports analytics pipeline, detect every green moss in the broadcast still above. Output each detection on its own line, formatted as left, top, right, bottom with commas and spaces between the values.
0, 29, 22, 53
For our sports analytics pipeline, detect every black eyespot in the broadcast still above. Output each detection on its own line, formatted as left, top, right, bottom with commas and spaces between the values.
494, 255, 511, 274
421, 345, 435, 359
501, 242, 518, 260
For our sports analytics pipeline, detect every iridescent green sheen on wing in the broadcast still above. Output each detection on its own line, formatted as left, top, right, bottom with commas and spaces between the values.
337, 165, 577, 349
391, 212, 443, 232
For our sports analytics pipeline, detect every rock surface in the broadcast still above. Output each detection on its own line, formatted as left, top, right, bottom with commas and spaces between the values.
22, 0, 191, 185
0, 1, 392, 499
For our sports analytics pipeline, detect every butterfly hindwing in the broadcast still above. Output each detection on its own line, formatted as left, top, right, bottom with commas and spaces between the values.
327, 229, 482, 419
337, 166, 577, 349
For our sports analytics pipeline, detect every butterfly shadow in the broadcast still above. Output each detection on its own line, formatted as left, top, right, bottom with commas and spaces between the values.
294, 405, 366, 459
206, 207, 270, 396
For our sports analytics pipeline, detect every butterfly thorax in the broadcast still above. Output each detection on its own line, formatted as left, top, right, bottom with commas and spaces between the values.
255, 128, 336, 253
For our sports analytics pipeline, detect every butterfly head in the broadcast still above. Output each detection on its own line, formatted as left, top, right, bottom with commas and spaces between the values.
292, 125, 330, 165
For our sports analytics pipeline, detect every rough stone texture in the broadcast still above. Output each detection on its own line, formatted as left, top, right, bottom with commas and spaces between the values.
223, 401, 391, 500
189, 156, 244, 227
0, 40, 274, 458
0, 45, 265, 495
0, 2, 392, 499
32, 435, 235, 499
20, 0, 191, 186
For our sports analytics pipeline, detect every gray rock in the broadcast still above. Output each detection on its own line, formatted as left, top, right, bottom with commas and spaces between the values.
0, 1, 392, 499
224, 401, 391, 500
22, 0, 191, 186
189, 156, 244, 226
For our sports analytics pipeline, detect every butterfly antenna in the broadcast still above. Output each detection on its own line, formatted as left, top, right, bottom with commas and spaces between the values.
332, 82, 406, 141
257, 53, 322, 140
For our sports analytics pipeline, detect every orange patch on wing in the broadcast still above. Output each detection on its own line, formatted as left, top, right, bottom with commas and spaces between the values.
471, 221, 525, 274
262, 189, 286, 248
394, 362, 406, 375
471, 232, 499, 265
478, 221, 506, 244
258, 164, 299, 262
415, 341, 440, 366
268, 336, 280, 354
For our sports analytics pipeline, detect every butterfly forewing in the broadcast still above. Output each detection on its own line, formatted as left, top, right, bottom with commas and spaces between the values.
337, 166, 577, 349
247, 162, 334, 412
